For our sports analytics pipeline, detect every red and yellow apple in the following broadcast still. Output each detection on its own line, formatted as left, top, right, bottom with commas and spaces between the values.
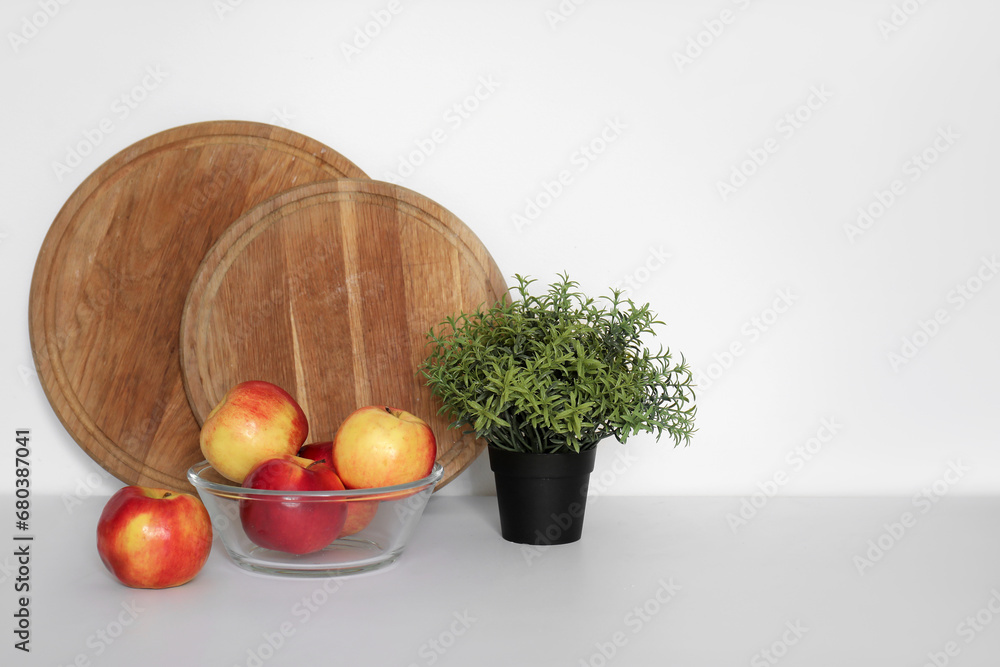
339, 499, 380, 537
97, 486, 212, 589
239, 456, 348, 555
200, 380, 308, 483
331, 406, 437, 489
297, 441, 334, 465
298, 441, 379, 536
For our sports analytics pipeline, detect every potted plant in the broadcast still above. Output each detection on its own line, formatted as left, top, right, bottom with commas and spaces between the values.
420, 274, 696, 545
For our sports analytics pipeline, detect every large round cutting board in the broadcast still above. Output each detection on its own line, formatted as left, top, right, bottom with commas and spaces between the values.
29, 121, 367, 492
180, 179, 507, 488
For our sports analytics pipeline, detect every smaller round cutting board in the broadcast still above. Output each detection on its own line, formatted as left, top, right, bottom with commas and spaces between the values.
180, 179, 507, 489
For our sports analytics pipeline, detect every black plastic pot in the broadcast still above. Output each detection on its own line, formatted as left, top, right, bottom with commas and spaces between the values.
487, 446, 598, 545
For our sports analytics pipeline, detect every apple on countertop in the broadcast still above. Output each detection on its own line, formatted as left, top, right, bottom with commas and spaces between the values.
97, 486, 213, 589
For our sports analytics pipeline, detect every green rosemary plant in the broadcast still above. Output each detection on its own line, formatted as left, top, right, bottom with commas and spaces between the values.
420, 273, 697, 454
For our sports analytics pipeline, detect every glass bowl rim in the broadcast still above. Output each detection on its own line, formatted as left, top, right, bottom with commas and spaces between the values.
187, 460, 444, 499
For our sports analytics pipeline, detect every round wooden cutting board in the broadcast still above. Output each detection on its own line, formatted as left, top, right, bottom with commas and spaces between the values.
180, 179, 507, 489
29, 121, 367, 493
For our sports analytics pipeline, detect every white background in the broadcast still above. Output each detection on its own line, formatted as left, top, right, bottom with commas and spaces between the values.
2, 0, 999, 500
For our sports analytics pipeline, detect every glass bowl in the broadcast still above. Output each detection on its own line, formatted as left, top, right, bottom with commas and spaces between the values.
188, 460, 443, 577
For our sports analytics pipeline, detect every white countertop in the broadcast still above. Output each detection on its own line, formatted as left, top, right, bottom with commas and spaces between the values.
8, 494, 999, 666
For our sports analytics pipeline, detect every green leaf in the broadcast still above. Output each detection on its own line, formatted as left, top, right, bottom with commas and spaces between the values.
418, 273, 697, 453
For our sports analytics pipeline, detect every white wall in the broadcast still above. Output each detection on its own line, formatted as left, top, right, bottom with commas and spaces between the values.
2, 0, 997, 498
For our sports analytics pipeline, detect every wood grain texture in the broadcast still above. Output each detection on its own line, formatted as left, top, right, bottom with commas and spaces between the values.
180, 179, 507, 489
29, 121, 367, 492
